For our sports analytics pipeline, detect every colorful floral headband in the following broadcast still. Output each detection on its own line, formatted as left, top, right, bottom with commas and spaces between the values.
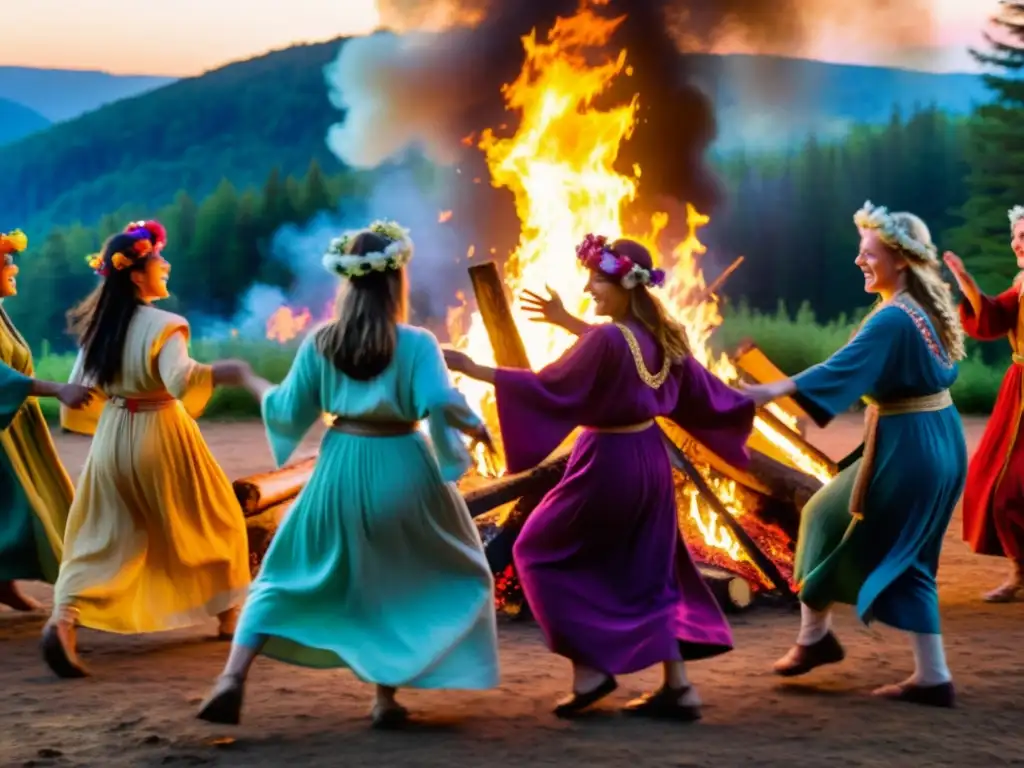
322, 219, 414, 279
86, 219, 167, 277
575, 234, 665, 290
0, 229, 27, 257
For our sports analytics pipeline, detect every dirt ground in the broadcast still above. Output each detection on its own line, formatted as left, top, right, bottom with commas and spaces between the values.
2, 415, 1023, 768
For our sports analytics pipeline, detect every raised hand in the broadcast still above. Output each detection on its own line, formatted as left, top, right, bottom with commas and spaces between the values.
942, 251, 970, 289
739, 380, 788, 407
57, 384, 94, 410
521, 286, 570, 328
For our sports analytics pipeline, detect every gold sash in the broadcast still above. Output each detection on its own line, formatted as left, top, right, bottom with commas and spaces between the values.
590, 420, 655, 434
849, 390, 953, 520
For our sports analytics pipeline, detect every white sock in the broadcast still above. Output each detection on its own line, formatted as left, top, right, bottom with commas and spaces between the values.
796, 603, 831, 646
908, 632, 952, 686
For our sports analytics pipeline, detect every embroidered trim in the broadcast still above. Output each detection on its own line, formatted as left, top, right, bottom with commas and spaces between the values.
614, 323, 671, 389
889, 295, 953, 370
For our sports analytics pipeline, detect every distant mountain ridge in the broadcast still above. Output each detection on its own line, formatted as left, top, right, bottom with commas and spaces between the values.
0, 67, 174, 123
0, 42, 990, 233
0, 97, 49, 146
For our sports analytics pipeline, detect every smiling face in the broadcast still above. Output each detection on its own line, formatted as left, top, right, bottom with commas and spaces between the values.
585, 270, 630, 318
1012, 218, 1024, 269
854, 229, 906, 297
129, 248, 170, 302
0, 253, 18, 298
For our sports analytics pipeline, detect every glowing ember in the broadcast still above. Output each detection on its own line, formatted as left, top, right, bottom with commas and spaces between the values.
439, 210, 454, 223
266, 306, 312, 343
445, 0, 835, 567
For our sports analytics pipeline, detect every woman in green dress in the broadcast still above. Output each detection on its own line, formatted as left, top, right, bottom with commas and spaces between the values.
0, 228, 93, 611
742, 201, 967, 708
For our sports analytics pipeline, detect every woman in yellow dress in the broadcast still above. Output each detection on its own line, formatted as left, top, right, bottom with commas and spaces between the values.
0, 228, 92, 611
41, 220, 253, 678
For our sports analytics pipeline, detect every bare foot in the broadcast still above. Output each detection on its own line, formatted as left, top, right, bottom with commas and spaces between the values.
982, 580, 1022, 603
0, 581, 42, 612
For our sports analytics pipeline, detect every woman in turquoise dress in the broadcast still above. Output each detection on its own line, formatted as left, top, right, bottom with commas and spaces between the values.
0, 361, 93, 607
197, 220, 499, 728
743, 201, 967, 709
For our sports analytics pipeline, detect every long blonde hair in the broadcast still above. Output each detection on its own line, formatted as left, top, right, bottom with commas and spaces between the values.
854, 203, 966, 362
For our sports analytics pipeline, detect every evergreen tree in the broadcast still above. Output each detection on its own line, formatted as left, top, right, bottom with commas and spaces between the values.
947, 2, 1024, 292
300, 159, 333, 221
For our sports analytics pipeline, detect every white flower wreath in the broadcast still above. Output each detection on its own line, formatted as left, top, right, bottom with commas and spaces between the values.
1008, 205, 1024, 231
321, 219, 414, 278
854, 200, 937, 264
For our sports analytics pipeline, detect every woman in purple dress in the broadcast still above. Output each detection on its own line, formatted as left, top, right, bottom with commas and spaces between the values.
444, 235, 756, 721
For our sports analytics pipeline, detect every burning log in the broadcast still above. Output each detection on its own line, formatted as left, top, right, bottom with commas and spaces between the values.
468, 261, 532, 369
732, 340, 809, 429
689, 255, 744, 306
464, 447, 571, 517
233, 457, 316, 517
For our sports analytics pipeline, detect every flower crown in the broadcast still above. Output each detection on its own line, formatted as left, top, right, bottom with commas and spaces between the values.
321, 219, 413, 278
0, 229, 27, 257
575, 234, 665, 290
86, 220, 167, 277
1009, 205, 1024, 231
854, 201, 937, 264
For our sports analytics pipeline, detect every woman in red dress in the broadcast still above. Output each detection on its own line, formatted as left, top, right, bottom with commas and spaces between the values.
944, 205, 1024, 601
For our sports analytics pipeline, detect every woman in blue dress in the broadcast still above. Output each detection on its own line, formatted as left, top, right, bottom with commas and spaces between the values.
197, 220, 500, 728
743, 201, 967, 708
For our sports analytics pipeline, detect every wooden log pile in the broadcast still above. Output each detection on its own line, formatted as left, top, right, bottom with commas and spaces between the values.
234, 457, 315, 576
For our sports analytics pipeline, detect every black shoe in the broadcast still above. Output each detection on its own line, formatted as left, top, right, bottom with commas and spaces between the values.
197, 675, 245, 725
553, 676, 617, 718
772, 631, 845, 677
623, 685, 702, 721
40, 622, 88, 679
872, 680, 955, 708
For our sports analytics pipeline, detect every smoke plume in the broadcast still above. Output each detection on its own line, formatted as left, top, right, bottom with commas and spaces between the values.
326, 0, 935, 260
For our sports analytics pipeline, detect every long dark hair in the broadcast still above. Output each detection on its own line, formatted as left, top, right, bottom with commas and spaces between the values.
67, 222, 166, 386
611, 239, 691, 363
315, 231, 408, 380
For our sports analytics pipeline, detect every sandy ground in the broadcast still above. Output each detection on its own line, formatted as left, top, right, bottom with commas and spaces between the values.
2, 415, 1023, 768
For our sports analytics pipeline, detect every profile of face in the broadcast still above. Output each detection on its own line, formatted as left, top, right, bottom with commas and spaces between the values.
585, 270, 630, 318
0, 253, 17, 298
130, 247, 170, 302
854, 229, 906, 296
1012, 219, 1024, 269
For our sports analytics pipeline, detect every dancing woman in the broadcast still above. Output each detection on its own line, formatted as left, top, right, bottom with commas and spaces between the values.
744, 201, 967, 708
446, 235, 756, 721
944, 206, 1024, 601
198, 221, 500, 728
41, 220, 252, 678
0, 229, 91, 612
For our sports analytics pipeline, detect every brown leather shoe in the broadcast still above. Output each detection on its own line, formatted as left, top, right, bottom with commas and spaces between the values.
982, 581, 1022, 603
773, 631, 845, 677
0, 581, 41, 612
623, 685, 702, 721
40, 607, 87, 679
872, 680, 955, 708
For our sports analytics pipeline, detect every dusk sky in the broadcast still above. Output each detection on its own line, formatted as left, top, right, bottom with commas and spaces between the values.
0, 0, 1001, 77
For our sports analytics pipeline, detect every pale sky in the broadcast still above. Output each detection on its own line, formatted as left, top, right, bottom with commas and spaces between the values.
0, 0, 1001, 76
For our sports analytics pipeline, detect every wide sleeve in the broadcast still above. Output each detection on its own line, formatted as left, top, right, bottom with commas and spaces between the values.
0, 360, 32, 431
790, 306, 908, 428
494, 326, 611, 473
261, 334, 323, 468
411, 331, 483, 483
959, 287, 1019, 341
60, 349, 107, 436
667, 356, 756, 470
157, 331, 214, 419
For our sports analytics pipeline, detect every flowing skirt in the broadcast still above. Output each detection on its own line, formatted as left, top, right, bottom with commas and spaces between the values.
54, 403, 250, 632
512, 426, 733, 674
234, 429, 499, 689
796, 407, 967, 634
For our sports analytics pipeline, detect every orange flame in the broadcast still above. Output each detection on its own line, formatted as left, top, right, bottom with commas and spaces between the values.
266, 306, 312, 343
445, 0, 834, 565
